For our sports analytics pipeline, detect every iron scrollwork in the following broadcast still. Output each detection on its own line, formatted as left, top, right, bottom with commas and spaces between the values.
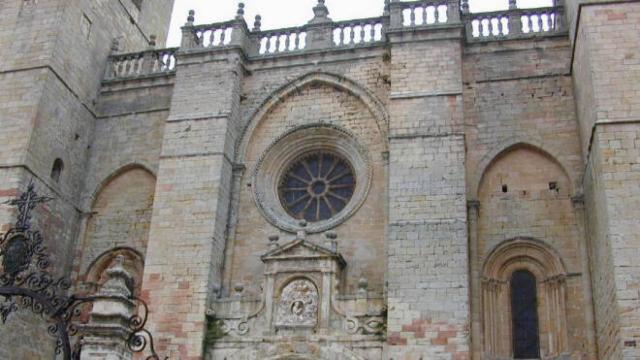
0, 181, 166, 360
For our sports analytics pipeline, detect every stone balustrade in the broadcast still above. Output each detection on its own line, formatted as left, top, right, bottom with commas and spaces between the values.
102, 1, 568, 81
333, 17, 385, 47
104, 47, 177, 80
465, 6, 564, 42
189, 20, 236, 48
393, 0, 451, 27
254, 26, 308, 55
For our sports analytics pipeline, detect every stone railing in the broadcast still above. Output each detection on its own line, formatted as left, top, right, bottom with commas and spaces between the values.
254, 26, 308, 55
104, 47, 177, 80
389, 0, 458, 28
464, 6, 565, 42
333, 17, 385, 47
188, 20, 236, 48
102, 1, 569, 81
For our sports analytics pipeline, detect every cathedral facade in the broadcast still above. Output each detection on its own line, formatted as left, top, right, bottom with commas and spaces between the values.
0, 0, 639, 359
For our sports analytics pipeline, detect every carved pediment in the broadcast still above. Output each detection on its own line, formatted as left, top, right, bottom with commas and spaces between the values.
261, 239, 346, 268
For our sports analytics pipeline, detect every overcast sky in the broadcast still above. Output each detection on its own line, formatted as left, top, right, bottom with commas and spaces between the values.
167, 0, 553, 46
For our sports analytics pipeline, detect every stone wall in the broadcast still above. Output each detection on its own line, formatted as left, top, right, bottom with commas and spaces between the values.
230, 57, 389, 297
0, 0, 173, 358
386, 26, 469, 359
568, 1, 640, 358
5, 1, 640, 359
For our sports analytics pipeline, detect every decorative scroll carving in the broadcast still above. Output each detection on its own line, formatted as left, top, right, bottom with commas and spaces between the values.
276, 279, 318, 328
345, 316, 386, 335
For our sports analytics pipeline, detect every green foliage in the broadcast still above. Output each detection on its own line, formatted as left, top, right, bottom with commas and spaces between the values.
204, 315, 227, 349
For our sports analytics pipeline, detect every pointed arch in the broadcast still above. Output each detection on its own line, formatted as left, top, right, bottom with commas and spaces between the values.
472, 139, 575, 198
88, 162, 156, 207
235, 71, 390, 163
79, 164, 157, 276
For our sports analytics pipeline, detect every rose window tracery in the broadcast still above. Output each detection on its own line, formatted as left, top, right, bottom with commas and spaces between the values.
278, 152, 356, 222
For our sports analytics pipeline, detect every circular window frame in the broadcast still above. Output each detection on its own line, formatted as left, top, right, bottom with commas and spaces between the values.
252, 124, 372, 234
278, 151, 356, 223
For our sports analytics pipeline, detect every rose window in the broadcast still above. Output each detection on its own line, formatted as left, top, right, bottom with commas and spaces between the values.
278, 152, 356, 222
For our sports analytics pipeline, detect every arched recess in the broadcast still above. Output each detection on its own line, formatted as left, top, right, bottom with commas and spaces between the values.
481, 238, 569, 359
87, 162, 156, 207
471, 139, 575, 199
475, 143, 577, 252
81, 247, 144, 296
79, 165, 156, 276
235, 71, 390, 163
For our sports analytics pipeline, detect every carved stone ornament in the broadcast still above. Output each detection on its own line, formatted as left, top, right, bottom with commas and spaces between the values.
276, 279, 318, 328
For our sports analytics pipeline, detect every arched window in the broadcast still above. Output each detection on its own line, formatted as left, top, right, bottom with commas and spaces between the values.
51, 158, 64, 182
511, 270, 540, 359
481, 239, 568, 358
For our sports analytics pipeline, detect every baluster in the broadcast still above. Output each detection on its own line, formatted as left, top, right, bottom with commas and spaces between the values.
208, 29, 216, 47
285, 33, 291, 51
124, 56, 131, 76
536, 14, 542, 32
294, 32, 300, 50
220, 27, 227, 45
422, 6, 428, 25
410, 5, 416, 26
434, 6, 440, 24
369, 23, 376, 41
131, 56, 137, 75
544, 12, 551, 31
481, 17, 488, 37
263, 36, 270, 53
497, 16, 504, 36
349, 25, 355, 44
275, 33, 282, 52
359, 24, 366, 43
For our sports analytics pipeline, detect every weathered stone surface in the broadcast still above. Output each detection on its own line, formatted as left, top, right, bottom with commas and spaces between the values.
0, 1, 638, 359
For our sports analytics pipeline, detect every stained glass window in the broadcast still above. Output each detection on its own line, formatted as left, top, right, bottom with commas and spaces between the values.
279, 152, 356, 222
511, 270, 540, 359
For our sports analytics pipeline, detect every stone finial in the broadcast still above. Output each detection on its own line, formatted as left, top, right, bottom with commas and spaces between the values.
253, 15, 262, 32
234, 283, 244, 296
268, 234, 279, 249
236, 2, 245, 20
358, 278, 368, 294
148, 34, 157, 48
325, 230, 337, 240
110, 38, 120, 53
296, 220, 307, 240
509, 0, 517, 10
309, 0, 331, 24
460, 0, 469, 14
186, 9, 195, 25
99, 255, 133, 297
212, 284, 221, 297
383, 0, 391, 16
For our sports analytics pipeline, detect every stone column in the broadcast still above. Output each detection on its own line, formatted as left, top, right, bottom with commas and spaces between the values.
565, 1, 640, 358
386, 16, 468, 359
140, 29, 246, 358
80, 256, 135, 360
